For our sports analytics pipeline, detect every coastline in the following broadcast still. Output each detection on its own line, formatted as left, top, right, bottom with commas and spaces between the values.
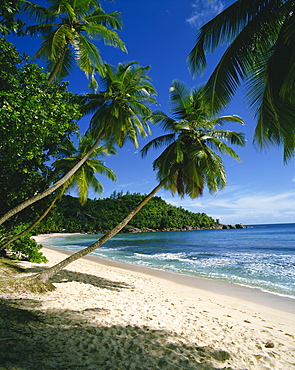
33, 233, 295, 314
2, 245, 295, 369
44, 244, 295, 315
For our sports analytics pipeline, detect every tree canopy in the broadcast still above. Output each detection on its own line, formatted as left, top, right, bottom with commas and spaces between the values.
31, 193, 217, 234
23, 0, 127, 87
142, 80, 245, 198
188, 0, 295, 162
0, 37, 81, 216
0, 0, 24, 35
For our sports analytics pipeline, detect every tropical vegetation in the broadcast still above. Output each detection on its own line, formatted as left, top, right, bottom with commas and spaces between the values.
0, 1, 251, 285
22, 0, 127, 87
188, 0, 295, 162
31, 193, 217, 234
35, 80, 245, 283
0, 0, 24, 35
0, 135, 117, 255
0, 60, 157, 226
0, 37, 80, 219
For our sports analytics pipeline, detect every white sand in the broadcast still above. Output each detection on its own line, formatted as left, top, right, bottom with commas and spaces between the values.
2, 244, 295, 369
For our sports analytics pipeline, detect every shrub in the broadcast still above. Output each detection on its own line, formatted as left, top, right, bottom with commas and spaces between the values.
7, 235, 47, 263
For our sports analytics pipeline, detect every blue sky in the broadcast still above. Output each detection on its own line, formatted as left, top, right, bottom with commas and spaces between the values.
8, 0, 295, 225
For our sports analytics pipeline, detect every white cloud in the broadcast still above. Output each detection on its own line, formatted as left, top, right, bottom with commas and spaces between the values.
160, 188, 295, 225
186, 0, 225, 28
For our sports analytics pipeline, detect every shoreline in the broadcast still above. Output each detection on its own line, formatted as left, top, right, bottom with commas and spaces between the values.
2, 245, 295, 369
43, 245, 295, 315
33, 233, 295, 314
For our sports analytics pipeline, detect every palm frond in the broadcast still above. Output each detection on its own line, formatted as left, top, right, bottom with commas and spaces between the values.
35, 24, 72, 61
209, 130, 246, 146
23, 0, 126, 84
46, 47, 75, 79
26, 23, 55, 37
86, 24, 127, 52
22, 1, 55, 23
52, 134, 117, 204
88, 160, 117, 182
85, 9, 123, 30
146, 79, 245, 199
73, 34, 102, 74
187, 0, 280, 76
187, 0, 294, 160
210, 115, 244, 126
150, 111, 179, 133
205, 137, 242, 162
169, 80, 191, 119
141, 134, 176, 157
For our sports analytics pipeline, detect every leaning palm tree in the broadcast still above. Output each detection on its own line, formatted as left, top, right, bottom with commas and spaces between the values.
0, 135, 117, 250
23, 0, 127, 88
188, 0, 295, 162
35, 80, 245, 284
0, 62, 157, 226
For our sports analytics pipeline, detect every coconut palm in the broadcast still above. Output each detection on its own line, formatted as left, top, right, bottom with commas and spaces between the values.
0, 61, 156, 226
81, 62, 157, 147
53, 134, 117, 204
188, 0, 295, 162
35, 80, 245, 283
0, 135, 117, 250
23, 0, 127, 88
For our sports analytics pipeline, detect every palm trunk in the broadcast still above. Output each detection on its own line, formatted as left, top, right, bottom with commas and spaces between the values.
47, 44, 69, 83
0, 196, 58, 250
0, 135, 103, 226
35, 182, 164, 283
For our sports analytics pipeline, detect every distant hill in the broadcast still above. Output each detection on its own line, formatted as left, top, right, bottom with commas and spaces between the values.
33, 192, 218, 234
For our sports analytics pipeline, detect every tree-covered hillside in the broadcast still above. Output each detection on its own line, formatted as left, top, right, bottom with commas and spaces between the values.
33, 193, 217, 234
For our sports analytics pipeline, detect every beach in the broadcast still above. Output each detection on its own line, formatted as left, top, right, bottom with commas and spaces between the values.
1, 240, 295, 369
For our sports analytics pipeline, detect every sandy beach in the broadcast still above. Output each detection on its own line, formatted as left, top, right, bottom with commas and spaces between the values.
1, 239, 295, 369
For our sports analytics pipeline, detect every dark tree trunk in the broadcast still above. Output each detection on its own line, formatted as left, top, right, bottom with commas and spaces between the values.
0, 197, 58, 251
35, 182, 164, 283
0, 136, 103, 226
47, 43, 69, 83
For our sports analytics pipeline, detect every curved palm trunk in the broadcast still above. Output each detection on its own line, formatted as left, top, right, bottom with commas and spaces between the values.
0, 135, 103, 226
0, 196, 58, 251
35, 182, 164, 283
47, 43, 69, 83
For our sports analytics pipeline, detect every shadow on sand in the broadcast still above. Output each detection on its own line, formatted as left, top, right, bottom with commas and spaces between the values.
0, 296, 232, 370
0, 263, 232, 369
24, 265, 132, 291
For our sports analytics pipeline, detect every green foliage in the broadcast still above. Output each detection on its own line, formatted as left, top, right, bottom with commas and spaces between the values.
188, 0, 295, 162
33, 194, 216, 234
0, 37, 81, 215
23, 0, 126, 85
53, 136, 117, 205
142, 80, 245, 199
0, 0, 25, 35
82, 61, 157, 148
1, 223, 47, 263
7, 235, 47, 263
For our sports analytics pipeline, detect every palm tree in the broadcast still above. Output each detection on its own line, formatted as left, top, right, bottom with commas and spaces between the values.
0, 135, 117, 250
35, 80, 245, 283
188, 0, 295, 162
0, 61, 157, 226
81, 62, 157, 147
53, 134, 117, 205
23, 0, 127, 88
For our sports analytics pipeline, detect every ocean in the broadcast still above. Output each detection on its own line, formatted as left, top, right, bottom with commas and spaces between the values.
38, 223, 295, 300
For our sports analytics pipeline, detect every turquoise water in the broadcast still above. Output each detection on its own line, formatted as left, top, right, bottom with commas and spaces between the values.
39, 223, 295, 299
